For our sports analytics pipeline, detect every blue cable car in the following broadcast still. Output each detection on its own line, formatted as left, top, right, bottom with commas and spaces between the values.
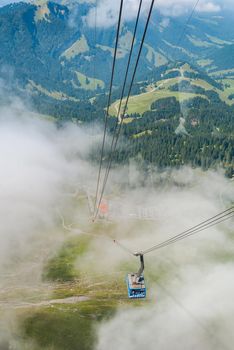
126, 254, 146, 299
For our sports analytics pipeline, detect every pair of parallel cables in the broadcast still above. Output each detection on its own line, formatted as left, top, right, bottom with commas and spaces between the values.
93, 0, 202, 221
93, 0, 155, 221
113, 206, 234, 256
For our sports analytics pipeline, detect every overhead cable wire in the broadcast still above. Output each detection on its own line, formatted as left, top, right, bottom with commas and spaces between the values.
160, 0, 200, 63
93, 0, 155, 220
93, 0, 97, 91
90, 1, 98, 216
93, 0, 124, 214
142, 207, 233, 254
143, 213, 234, 254
58, 211, 134, 255
93, 0, 143, 220
141, 207, 234, 255
113, 239, 135, 255
93, 0, 203, 221
150, 0, 200, 87
144, 206, 233, 250
113, 0, 143, 126
176, 0, 200, 49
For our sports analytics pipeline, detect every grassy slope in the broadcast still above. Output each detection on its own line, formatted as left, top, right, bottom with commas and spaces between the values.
96, 44, 128, 59
18, 246, 145, 350
22, 302, 112, 350
122, 90, 203, 115
34, 1, 50, 22
75, 71, 105, 91
197, 59, 213, 67
43, 236, 90, 282
109, 80, 206, 116
210, 68, 234, 78
187, 35, 214, 48
110, 72, 234, 116
61, 35, 89, 60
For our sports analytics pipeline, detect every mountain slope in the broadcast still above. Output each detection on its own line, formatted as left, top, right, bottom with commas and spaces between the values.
1, 0, 234, 105
110, 62, 230, 116
0, 1, 233, 177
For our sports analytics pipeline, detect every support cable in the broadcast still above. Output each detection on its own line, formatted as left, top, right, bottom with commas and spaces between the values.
114, 0, 143, 126
150, 0, 200, 90
94, 0, 200, 219
176, 0, 200, 49
94, 0, 155, 220
143, 213, 234, 254
58, 211, 134, 256
113, 239, 135, 256
142, 207, 233, 255
93, 0, 124, 212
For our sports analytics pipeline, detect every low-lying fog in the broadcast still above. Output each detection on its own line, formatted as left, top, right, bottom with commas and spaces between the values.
0, 98, 233, 350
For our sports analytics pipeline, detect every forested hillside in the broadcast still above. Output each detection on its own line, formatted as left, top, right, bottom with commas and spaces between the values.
1, 0, 234, 101
0, 0, 233, 177
114, 94, 233, 178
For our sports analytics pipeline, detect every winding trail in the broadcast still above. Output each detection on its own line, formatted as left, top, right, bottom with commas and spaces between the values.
0, 285, 90, 310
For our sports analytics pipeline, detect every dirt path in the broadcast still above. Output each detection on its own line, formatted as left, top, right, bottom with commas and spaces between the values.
0, 296, 90, 310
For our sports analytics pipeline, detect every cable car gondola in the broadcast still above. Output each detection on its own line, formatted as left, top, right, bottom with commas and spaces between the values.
126, 253, 146, 299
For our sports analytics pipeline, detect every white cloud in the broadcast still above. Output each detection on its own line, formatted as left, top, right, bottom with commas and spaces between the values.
85, 0, 222, 28
85, 0, 153, 28
197, 1, 221, 12
93, 165, 234, 350
221, 0, 234, 8
157, 0, 221, 16
0, 98, 99, 268
94, 168, 234, 350
0, 0, 226, 24
97, 264, 234, 350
